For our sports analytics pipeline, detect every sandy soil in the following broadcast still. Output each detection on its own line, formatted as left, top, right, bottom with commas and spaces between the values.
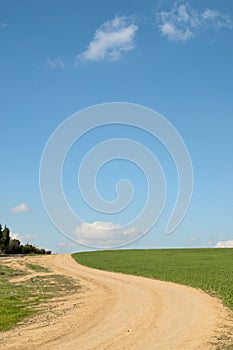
0, 254, 231, 350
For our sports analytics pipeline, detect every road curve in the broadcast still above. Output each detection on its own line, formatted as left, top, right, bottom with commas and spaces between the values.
1, 254, 226, 350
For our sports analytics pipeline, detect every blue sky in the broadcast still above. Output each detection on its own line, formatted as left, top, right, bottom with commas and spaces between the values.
0, 0, 233, 252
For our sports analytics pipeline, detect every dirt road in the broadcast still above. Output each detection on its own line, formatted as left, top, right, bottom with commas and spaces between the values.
1, 254, 229, 349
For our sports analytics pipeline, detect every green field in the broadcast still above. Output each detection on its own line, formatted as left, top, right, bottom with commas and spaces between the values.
72, 248, 233, 309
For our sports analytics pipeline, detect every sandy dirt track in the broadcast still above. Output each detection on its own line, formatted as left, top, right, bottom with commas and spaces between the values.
1, 254, 230, 350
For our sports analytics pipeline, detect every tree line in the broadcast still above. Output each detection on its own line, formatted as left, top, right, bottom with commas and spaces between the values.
0, 224, 51, 255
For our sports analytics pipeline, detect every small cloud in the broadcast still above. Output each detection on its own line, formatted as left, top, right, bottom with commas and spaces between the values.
215, 240, 233, 248
157, 2, 200, 41
0, 23, 7, 28
11, 232, 39, 244
202, 9, 220, 21
159, 22, 193, 41
202, 9, 233, 28
11, 203, 30, 214
55, 241, 78, 254
187, 236, 200, 247
76, 15, 138, 63
207, 237, 217, 246
47, 57, 64, 68
157, 2, 232, 41
74, 221, 140, 247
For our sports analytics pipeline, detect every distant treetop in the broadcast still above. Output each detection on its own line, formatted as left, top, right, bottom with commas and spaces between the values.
0, 224, 51, 255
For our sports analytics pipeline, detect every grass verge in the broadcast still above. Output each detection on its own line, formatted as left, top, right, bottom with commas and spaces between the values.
0, 261, 80, 331
25, 263, 50, 272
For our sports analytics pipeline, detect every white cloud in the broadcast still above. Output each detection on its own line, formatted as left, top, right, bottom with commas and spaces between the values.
202, 9, 220, 21
157, 2, 232, 41
160, 22, 193, 41
157, 3, 199, 41
215, 240, 233, 248
11, 232, 39, 244
0, 23, 7, 28
202, 9, 233, 29
207, 236, 218, 246
11, 203, 31, 214
74, 221, 140, 247
55, 241, 78, 254
187, 236, 200, 247
47, 57, 64, 68
76, 15, 138, 63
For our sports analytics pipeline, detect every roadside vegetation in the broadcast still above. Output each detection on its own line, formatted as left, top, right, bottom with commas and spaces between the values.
0, 260, 80, 331
25, 263, 50, 272
0, 223, 51, 255
73, 248, 233, 309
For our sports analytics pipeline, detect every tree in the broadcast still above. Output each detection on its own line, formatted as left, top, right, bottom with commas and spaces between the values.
7, 239, 21, 254
0, 225, 10, 253
21, 244, 33, 254
0, 222, 52, 255
2, 226, 10, 248
0, 224, 3, 252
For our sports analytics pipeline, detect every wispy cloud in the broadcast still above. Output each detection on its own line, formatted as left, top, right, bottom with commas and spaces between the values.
215, 240, 233, 248
11, 203, 31, 214
55, 241, 78, 254
11, 232, 39, 244
76, 15, 138, 63
187, 236, 200, 247
157, 2, 232, 41
47, 57, 64, 69
201, 9, 233, 28
74, 221, 139, 247
0, 22, 7, 28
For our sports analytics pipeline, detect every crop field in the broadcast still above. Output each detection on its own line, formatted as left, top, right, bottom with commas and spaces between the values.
73, 248, 233, 309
